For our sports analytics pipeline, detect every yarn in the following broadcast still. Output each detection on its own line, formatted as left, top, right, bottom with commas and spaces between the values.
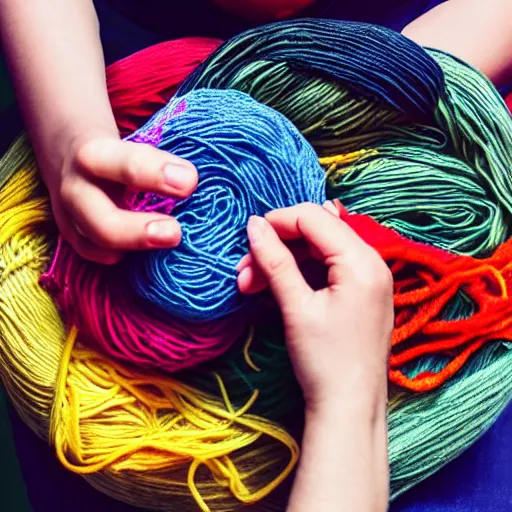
125, 90, 326, 321
107, 38, 222, 137
47, 20, 512, 385
180, 20, 445, 120
2, 144, 512, 511
43, 88, 326, 372
1, 19, 512, 512
180, 20, 512, 255
1, 144, 299, 512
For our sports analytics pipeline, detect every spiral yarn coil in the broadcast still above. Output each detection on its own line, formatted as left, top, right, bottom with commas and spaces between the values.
1, 20, 512, 512
125, 89, 326, 322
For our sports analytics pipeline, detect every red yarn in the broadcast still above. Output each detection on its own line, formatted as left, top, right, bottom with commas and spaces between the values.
41, 237, 245, 374
43, 39, 512, 390
506, 92, 512, 113
106, 38, 222, 137
334, 200, 512, 392
212, 0, 315, 21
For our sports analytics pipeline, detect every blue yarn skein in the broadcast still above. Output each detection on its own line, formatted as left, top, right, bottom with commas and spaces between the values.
126, 89, 326, 322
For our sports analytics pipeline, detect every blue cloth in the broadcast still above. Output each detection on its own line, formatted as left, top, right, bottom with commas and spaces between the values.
4, 0, 512, 511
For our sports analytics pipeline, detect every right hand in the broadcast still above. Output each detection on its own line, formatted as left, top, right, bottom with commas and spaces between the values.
41, 132, 198, 264
237, 202, 394, 413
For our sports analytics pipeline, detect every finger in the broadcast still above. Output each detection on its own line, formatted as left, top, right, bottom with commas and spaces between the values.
237, 264, 268, 294
322, 200, 340, 217
236, 253, 252, 272
62, 175, 182, 251
54, 202, 124, 264
265, 202, 368, 260
265, 203, 384, 289
246, 216, 312, 310
75, 138, 198, 198
236, 241, 309, 273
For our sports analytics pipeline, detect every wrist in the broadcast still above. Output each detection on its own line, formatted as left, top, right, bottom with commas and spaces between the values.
36, 120, 120, 183
305, 365, 388, 426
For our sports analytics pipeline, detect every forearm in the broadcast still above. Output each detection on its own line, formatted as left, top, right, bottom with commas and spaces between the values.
402, 0, 512, 87
288, 393, 389, 511
0, 0, 118, 172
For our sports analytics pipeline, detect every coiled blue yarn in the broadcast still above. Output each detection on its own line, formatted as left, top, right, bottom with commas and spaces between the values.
126, 89, 326, 322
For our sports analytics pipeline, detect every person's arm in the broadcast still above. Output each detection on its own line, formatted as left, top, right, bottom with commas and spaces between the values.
289, 395, 388, 511
0, 0, 197, 264
238, 202, 392, 511
0, 0, 115, 165
402, 0, 512, 87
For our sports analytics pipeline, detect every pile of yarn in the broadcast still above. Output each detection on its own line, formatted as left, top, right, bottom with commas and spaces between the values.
1, 20, 512, 512
43, 86, 326, 371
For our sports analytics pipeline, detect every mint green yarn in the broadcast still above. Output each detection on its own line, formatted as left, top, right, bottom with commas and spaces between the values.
227, 60, 408, 155
183, 47, 512, 257
389, 342, 512, 498
326, 51, 512, 256
0, 135, 34, 191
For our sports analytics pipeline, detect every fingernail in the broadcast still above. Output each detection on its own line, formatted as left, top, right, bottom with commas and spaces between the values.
323, 200, 339, 216
237, 267, 251, 289
147, 220, 179, 246
247, 216, 267, 247
236, 254, 252, 272
163, 164, 193, 190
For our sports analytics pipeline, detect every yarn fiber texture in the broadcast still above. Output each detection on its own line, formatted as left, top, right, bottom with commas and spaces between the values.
125, 89, 326, 321
42, 87, 326, 372
45, 19, 512, 390
1, 20, 512, 512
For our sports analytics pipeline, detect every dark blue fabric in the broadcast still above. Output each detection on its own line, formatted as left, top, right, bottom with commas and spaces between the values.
390, 402, 512, 512
5, 0, 512, 511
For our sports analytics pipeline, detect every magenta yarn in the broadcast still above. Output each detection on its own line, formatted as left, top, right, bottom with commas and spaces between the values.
41, 237, 245, 372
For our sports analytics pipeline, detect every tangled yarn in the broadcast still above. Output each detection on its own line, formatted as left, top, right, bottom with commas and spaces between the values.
1, 20, 512, 512
43, 88, 326, 371
46, 20, 512, 389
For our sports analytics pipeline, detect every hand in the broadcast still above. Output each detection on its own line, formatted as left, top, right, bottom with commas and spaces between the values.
237, 202, 394, 412
41, 131, 198, 264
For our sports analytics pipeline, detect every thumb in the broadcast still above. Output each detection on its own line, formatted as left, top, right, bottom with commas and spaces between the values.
75, 138, 198, 197
244, 216, 312, 311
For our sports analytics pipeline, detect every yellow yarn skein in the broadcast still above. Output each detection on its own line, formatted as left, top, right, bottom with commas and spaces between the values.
0, 136, 299, 511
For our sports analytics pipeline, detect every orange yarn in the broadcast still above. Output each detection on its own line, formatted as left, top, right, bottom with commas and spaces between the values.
334, 200, 512, 392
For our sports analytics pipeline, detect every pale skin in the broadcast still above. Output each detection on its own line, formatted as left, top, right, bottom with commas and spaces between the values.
1, 0, 512, 262
237, 202, 393, 511
0, 0, 510, 507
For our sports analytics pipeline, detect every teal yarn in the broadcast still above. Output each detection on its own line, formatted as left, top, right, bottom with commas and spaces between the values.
172, 19, 512, 499
180, 22, 512, 257
125, 89, 326, 322
329, 50, 512, 255
180, 323, 302, 421
180, 19, 445, 119
389, 342, 512, 498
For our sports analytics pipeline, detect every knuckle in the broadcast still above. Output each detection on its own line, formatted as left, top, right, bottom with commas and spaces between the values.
122, 155, 143, 186
89, 217, 118, 247
343, 244, 392, 292
73, 138, 100, 170
299, 202, 322, 215
359, 254, 393, 294
267, 252, 294, 277
59, 176, 80, 209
